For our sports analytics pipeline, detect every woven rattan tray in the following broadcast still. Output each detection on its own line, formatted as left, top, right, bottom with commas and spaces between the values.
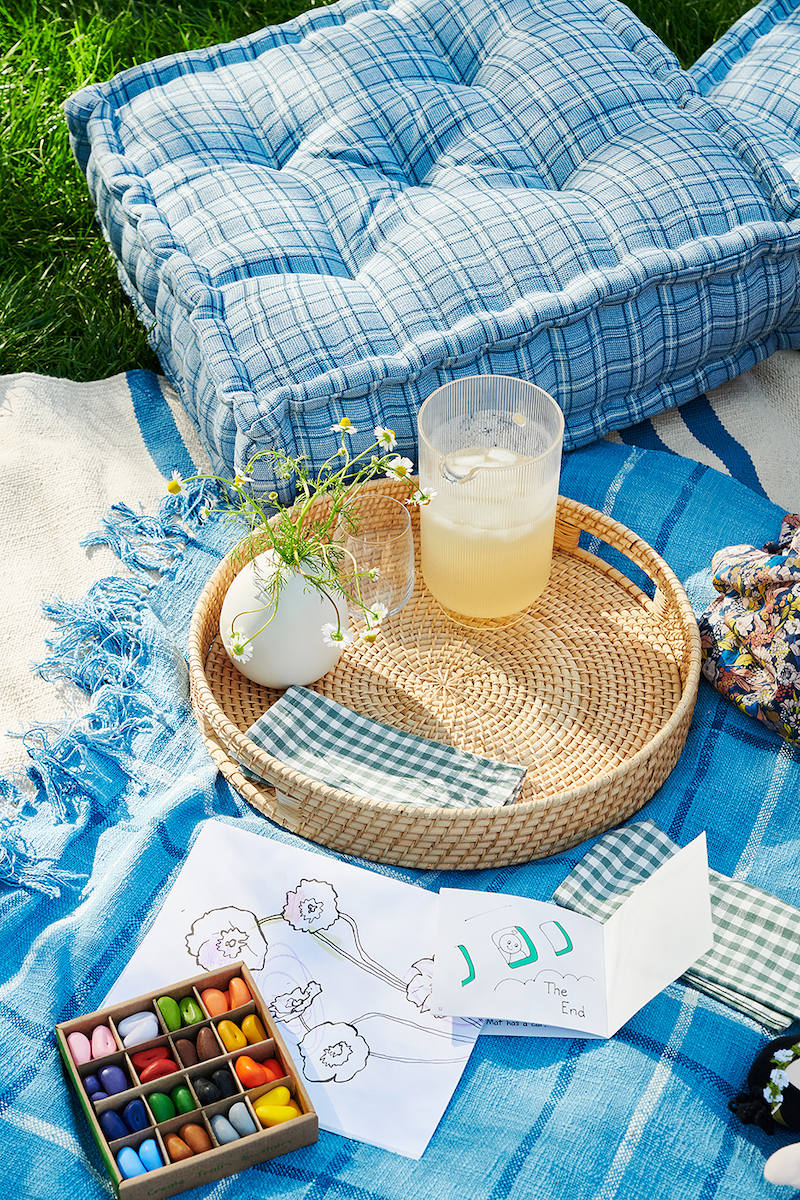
188, 480, 701, 870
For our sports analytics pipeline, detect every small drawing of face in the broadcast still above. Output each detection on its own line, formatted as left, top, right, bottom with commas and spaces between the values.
493, 927, 525, 963
498, 932, 523, 957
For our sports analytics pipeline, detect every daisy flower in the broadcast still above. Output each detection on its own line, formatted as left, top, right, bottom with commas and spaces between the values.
384, 455, 414, 480
233, 472, 253, 488
331, 416, 356, 435
374, 425, 397, 450
321, 623, 351, 647
229, 637, 254, 663
365, 601, 389, 629
167, 471, 184, 495
406, 487, 437, 506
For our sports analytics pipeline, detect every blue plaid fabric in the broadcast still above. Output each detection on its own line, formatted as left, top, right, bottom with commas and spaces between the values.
691, 0, 800, 163
65, 0, 800, 498
6, 430, 800, 1199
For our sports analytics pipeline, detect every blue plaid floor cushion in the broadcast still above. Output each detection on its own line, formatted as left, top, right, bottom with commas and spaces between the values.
691, 0, 800, 166
65, 0, 800, 496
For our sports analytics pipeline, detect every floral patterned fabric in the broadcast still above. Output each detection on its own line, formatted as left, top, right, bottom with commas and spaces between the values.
699, 513, 800, 742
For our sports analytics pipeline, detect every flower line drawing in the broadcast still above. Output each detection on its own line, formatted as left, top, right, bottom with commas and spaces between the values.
282, 879, 339, 933
279, 879, 406, 992
184, 876, 473, 1087
185, 906, 268, 972
270, 981, 323, 1026
298, 1021, 370, 1083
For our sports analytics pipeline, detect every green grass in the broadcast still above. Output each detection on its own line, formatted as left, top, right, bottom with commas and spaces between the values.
628, 0, 754, 70
0, 0, 756, 379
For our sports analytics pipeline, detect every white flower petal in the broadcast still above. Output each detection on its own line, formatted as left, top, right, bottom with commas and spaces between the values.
365, 601, 389, 628
384, 455, 414, 479
228, 637, 254, 663
321, 622, 351, 647
331, 417, 357, 435
374, 425, 397, 450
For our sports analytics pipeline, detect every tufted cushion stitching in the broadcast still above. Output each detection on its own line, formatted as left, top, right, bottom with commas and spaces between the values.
64, 0, 800, 494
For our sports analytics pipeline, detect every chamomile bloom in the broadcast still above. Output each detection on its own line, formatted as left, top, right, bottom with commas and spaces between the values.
360, 628, 380, 644
229, 636, 254, 663
385, 455, 414, 480
321, 623, 351, 647
406, 487, 437, 506
365, 601, 389, 629
331, 416, 357, 435
368, 567, 381, 580
233, 472, 254, 488
167, 471, 184, 495
374, 425, 397, 450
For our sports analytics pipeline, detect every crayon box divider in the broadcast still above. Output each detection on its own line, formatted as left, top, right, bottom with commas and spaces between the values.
139, 1070, 196, 1114
92, 1086, 154, 1128
211, 1000, 260, 1048
153, 1105, 215, 1147
193, 1091, 262, 1138
223, 995, 256, 1018
104, 1124, 163, 1157
109, 1002, 161, 1043
55, 961, 318, 1199
150, 1067, 261, 1149
166, 1032, 199, 1072
63, 1005, 153, 1055
125, 1035, 179, 1083
247, 1076, 300, 1108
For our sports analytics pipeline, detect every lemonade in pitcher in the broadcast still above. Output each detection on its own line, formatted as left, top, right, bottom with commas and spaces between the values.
417, 379, 564, 620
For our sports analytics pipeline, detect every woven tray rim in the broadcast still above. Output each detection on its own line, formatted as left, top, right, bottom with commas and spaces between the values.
188, 489, 701, 827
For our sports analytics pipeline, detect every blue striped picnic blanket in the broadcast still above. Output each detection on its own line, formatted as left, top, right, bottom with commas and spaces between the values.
605, 350, 800, 512
2, 366, 800, 1199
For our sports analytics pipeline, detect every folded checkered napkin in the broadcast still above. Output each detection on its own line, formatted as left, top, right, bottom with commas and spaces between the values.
244, 686, 527, 809
554, 820, 800, 1030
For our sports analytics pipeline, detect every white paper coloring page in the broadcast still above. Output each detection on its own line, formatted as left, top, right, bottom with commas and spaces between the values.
106, 820, 480, 1159
481, 1020, 602, 1039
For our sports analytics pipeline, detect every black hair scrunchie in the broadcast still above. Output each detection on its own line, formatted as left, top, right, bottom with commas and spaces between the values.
729, 1093, 776, 1135
729, 1035, 800, 1135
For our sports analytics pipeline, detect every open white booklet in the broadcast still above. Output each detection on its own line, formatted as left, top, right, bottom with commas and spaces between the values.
431, 833, 713, 1038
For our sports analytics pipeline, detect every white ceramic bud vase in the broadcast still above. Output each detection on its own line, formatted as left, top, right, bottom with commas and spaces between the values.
219, 549, 350, 688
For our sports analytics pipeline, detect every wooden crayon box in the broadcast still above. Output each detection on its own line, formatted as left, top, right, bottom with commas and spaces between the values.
56, 962, 318, 1198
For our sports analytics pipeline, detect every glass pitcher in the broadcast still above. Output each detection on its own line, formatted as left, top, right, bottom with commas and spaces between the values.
417, 376, 564, 619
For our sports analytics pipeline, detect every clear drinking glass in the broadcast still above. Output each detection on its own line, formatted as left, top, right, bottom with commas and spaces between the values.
342, 494, 415, 624
417, 376, 564, 621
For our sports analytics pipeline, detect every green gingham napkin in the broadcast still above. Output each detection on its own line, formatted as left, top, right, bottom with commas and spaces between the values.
244, 686, 527, 809
554, 819, 800, 1030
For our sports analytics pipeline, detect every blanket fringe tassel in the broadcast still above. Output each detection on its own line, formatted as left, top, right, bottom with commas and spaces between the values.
0, 484, 216, 896
79, 480, 218, 576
